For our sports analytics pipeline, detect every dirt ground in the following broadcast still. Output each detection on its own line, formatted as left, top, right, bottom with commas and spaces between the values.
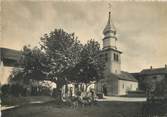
2, 100, 144, 117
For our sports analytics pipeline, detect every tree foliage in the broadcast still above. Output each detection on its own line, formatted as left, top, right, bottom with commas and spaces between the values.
143, 75, 167, 99
66, 40, 105, 83
11, 29, 105, 89
39, 29, 84, 88
154, 75, 167, 97
19, 46, 49, 81
81, 40, 105, 81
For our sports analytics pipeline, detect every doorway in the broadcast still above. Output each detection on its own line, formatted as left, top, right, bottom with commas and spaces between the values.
103, 85, 107, 96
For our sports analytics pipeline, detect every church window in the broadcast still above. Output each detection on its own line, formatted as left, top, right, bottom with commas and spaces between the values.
114, 53, 119, 61
165, 74, 167, 79
105, 53, 108, 61
99, 54, 102, 58
153, 76, 157, 79
122, 83, 124, 89
114, 53, 116, 60
130, 84, 132, 89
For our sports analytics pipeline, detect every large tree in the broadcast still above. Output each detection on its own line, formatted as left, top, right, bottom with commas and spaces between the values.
40, 29, 83, 88
10, 29, 105, 94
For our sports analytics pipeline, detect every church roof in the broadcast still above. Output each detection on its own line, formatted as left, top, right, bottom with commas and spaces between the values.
102, 47, 122, 54
0, 47, 21, 67
0, 48, 20, 60
103, 12, 116, 35
108, 71, 138, 82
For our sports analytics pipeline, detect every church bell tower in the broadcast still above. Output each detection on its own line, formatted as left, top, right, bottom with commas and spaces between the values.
103, 10, 122, 75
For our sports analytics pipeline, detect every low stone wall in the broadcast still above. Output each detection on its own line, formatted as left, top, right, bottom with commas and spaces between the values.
127, 91, 146, 97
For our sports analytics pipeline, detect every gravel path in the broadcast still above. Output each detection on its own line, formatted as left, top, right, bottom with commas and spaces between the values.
97, 96, 147, 102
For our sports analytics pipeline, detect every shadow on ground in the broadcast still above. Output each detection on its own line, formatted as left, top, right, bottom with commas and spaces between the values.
2, 100, 144, 117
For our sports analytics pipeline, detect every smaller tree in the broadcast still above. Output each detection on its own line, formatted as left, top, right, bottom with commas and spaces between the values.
154, 76, 167, 98
66, 39, 105, 87
9, 68, 25, 83
79, 39, 105, 82
143, 78, 156, 99
19, 45, 49, 81
1, 84, 10, 96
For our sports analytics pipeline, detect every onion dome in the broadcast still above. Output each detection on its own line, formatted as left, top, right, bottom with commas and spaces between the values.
103, 12, 116, 36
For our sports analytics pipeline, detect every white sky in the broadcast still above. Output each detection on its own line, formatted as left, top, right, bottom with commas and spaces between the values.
1, 1, 167, 73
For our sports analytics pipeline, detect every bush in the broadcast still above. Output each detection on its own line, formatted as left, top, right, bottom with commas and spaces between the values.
1, 95, 29, 106
10, 84, 22, 96
1, 83, 27, 97
1, 84, 10, 96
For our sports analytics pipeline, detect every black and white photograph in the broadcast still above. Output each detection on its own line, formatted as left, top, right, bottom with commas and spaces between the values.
0, 0, 167, 117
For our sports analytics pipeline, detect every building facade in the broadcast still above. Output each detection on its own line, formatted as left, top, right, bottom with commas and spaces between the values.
96, 11, 138, 96
133, 65, 167, 91
0, 48, 20, 84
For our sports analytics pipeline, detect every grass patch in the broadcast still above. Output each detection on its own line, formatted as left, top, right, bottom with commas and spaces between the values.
1, 96, 55, 106
2, 100, 144, 117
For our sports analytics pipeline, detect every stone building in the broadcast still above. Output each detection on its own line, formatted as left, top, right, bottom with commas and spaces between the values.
133, 65, 167, 90
96, 11, 138, 96
0, 48, 20, 84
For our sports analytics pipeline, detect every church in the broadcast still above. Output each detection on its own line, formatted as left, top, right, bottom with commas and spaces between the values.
0, 10, 139, 96
96, 11, 138, 96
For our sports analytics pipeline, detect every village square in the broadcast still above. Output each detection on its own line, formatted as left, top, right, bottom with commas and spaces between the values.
0, 1, 167, 117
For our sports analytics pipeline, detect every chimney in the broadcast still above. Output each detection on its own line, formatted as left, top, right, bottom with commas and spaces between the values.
150, 66, 153, 70
165, 64, 167, 69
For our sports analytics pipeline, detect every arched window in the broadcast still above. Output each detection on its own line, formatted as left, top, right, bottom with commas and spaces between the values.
114, 53, 119, 61
105, 53, 108, 61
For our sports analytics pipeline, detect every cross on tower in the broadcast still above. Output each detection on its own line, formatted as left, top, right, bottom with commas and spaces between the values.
108, 3, 112, 12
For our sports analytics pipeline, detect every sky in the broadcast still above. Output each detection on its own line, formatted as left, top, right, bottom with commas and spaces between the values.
1, 1, 167, 74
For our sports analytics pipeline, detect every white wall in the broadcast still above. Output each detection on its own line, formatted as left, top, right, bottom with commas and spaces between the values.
104, 50, 121, 75
0, 61, 13, 84
118, 80, 138, 95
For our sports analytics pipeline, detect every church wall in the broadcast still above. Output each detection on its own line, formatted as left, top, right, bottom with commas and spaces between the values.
104, 51, 111, 74
104, 50, 121, 75
109, 50, 121, 74
118, 80, 138, 95
95, 79, 107, 95
111, 61, 121, 74
106, 78, 118, 96
95, 81, 103, 94
103, 38, 116, 49
96, 78, 118, 96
